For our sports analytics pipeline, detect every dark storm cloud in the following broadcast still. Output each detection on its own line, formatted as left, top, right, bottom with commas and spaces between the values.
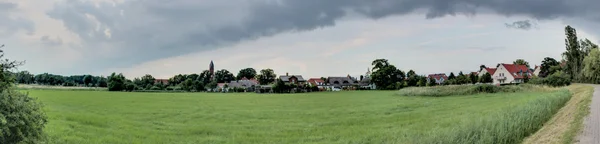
46, 0, 600, 70
505, 20, 535, 30
0, 2, 34, 37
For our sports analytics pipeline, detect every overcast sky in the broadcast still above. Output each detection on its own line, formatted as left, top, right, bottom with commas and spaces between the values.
1, 0, 599, 79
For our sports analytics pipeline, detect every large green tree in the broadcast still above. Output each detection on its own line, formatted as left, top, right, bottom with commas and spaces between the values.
237, 68, 257, 80
479, 73, 493, 83
513, 59, 530, 68
108, 72, 127, 91
140, 74, 156, 89
563, 25, 584, 80
448, 72, 456, 80
370, 59, 404, 90
539, 57, 560, 78
582, 48, 600, 83
256, 68, 277, 85
215, 69, 235, 83
371, 59, 389, 71
469, 73, 478, 84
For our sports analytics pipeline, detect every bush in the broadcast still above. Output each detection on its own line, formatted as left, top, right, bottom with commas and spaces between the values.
0, 90, 48, 143
397, 84, 527, 97
529, 71, 571, 87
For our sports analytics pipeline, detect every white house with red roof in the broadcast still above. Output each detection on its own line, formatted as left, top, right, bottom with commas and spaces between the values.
427, 73, 448, 84
492, 63, 533, 84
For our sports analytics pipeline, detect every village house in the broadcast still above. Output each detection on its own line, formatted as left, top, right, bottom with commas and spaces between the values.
279, 73, 307, 85
307, 78, 326, 89
227, 77, 259, 92
478, 67, 497, 77
533, 65, 542, 76
492, 63, 532, 84
427, 73, 448, 84
328, 75, 359, 89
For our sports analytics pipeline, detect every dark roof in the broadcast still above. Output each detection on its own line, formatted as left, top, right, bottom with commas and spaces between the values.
328, 77, 358, 86
228, 79, 259, 88
279, 75, 306, 82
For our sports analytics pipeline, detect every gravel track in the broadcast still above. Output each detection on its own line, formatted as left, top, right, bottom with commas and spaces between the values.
578, 85, 600, 144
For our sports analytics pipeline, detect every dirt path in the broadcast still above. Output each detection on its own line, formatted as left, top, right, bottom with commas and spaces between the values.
578, 85, 600, 144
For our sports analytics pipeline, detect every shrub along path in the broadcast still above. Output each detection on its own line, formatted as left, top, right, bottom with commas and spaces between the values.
578, 85, 600, 144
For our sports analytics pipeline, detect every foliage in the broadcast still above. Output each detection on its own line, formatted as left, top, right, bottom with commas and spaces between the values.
539, 57, 561, 77
448, 72, 455, 80
237, 68, 257, 80
513, 59, 530, 68
529, 71, 571, 87
371, 59, 389, 71
107, 73, 126, 91
397, 84, 531, 97
214, 69, 235, 83
427, 77, 437, 86
582, 48, 600, 83
0, 46, 48, 143
469, 73, 478, 84
417, 76, 426, 87
562, 25, 584, 81
370, 61, 405, 90
256, 69, 277, 85
479, 73, 493, 83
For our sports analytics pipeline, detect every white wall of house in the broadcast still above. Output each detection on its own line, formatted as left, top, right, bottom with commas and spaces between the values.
478, 69, 489, 77
492, 65, 515, 84
533, 67, 541, 76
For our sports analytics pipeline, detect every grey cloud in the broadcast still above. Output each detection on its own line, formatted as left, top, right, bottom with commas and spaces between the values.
40, 35, 63, 47
0, 2, 34, 38
505, 20, 536, 30
46, 0, 600, 72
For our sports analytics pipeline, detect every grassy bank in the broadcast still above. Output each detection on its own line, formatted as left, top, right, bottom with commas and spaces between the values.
523, 84, 594, 144
27, 89, 569, 143
396, 84, 553, 97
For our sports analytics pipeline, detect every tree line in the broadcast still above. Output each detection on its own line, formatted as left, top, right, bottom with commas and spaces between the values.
106, 68, 278, 92
11, 71, 108, 87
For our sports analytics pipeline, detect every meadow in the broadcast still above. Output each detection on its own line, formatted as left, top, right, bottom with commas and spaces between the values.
26, 87, 570, 144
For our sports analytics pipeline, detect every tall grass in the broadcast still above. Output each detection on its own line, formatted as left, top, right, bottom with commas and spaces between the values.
410, 89, 572, 144
397, 84, 552, 97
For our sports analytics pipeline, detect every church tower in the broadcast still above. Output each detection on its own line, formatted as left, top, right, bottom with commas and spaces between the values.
209, 60, 215, 79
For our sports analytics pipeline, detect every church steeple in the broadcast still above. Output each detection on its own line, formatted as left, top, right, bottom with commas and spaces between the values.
209, 60, 215, 79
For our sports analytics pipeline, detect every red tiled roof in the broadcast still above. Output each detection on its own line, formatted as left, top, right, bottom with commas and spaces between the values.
427, 73, 448, 81
502, 64, 532, 79
485, 68, 497, 75
154, 79, 169, 84
307, 78, 325, 86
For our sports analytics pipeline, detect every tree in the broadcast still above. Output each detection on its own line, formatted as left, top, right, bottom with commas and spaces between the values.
371, 59, 389, 71
581, 38, 599, 56
563, 25, 584, 81
198, 70, 212, 85
522, 73, 530, 83
83, 75, 93, 86
237, 68, 257, 80
371, 63, 404, 90
206, 80, 218, 91
479, 73, 493, 83
108, 73, 127, 91
180, 78, 194, 91
513, 59, 530, 68
360, 75, 364, 81
0, 45, 48, 143
539, 57, 560, 77
417, 76, 426, 87
448, 72, 456, 80
427, 77, 437, 86
96, 76, 108, 87
256, 68, 277, 85
469, 73, 478, 84
140, 74, 156, 89
582, 48, 600, 83
214, 69, 235, 83
192, 80, 205, 91
479, 65, 487, 71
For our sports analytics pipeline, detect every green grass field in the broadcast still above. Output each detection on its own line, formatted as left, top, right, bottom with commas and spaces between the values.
26, 89, 569, 144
